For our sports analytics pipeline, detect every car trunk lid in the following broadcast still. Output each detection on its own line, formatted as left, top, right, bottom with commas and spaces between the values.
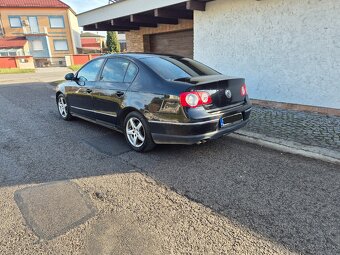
179, 75, 247, 110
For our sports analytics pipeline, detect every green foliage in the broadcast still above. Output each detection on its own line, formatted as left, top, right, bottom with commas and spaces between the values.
0, 68, 35, 74
106, 31, 121, 53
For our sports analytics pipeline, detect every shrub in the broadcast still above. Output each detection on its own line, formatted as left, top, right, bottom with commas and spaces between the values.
0, 68, 35, 74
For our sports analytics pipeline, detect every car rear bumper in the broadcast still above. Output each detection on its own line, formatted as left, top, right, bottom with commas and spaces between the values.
149, 106, 251, 145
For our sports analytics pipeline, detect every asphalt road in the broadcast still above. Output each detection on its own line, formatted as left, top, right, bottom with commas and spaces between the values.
0, 82, 339, 254
0, 67, 70, 84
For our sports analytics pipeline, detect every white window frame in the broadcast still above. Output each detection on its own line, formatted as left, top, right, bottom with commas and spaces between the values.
32, 40, 44, 51
54, 40, 69, 51
49, 16, 65, 28
0, 20, 4, 35
9, 16, 22, 28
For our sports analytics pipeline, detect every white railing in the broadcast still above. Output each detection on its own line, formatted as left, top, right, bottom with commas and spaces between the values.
23, 26, 48, 35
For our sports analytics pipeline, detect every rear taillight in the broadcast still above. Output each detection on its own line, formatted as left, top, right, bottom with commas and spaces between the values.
241, 84, 247, 97
180, 91, 212, 108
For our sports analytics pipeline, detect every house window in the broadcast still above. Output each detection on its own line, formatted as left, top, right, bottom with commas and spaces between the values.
9, 16, 22, 28
32, 40, 43, 51
54, 40, 68, 51
0, 20, 4, 35
49, 16, 65, 28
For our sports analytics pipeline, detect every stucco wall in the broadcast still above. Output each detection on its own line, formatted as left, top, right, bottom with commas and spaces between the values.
194, 0, 340, 109
67, 9, 81, 53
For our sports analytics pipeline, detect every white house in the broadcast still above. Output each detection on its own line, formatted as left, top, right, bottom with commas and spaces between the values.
78, 0, 340, 115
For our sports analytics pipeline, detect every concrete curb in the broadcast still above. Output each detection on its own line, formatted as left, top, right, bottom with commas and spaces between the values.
230, 130, 340, 165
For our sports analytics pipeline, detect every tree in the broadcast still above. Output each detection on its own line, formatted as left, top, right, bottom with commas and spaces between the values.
106, 31, 120, 53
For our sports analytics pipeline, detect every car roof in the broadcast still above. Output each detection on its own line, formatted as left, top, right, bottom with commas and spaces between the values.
103, 52, 184, 60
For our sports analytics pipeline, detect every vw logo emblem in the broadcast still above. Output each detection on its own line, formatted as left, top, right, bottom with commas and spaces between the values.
225, 90, 232, 99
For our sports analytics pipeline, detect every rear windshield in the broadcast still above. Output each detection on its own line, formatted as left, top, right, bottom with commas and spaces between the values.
140, 56, 220, 80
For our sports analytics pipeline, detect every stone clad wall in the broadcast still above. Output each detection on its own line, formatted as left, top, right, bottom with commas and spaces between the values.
125, 19, 193, 52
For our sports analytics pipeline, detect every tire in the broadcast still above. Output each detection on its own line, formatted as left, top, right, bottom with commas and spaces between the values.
124, 111, 156, 152
57, 94, 72, 121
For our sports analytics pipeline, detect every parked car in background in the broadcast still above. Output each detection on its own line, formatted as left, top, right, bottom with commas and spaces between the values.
56, 53, 251, 152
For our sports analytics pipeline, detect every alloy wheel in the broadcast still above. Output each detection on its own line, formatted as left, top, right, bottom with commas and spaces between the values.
126, 117, 145, 148
58, 97, 68, 118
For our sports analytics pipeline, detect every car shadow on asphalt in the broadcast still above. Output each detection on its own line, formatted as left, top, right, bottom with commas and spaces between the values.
119, 137, 340, 255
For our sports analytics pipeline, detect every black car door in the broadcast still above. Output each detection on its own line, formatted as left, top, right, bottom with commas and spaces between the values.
66, 58, 105, 119
92, 57, 138, 125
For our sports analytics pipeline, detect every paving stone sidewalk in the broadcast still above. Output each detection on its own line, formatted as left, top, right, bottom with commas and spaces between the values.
243, 106, 340, 153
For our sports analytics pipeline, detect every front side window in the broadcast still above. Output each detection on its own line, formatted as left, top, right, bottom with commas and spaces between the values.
77, 58, 105, 82
54, 40, 68, 51
100, 58, 130, 83
9, 16, 22, 28
32, 40, 43, 51
49, 16, 65, 28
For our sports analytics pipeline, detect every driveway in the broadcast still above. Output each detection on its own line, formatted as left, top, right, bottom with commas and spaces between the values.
0, 67, 70, 84
0, 82, 339, 254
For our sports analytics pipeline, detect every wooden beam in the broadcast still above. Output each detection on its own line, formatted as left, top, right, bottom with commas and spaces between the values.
100, 20, 139, 30
154, 8, 193, 19
83, 24, 137, 32
113, 18, 157, 28
186, 0, 206, 11
130, 14, 178, 25
129, 15, 159, 27
110, 20, 142, 29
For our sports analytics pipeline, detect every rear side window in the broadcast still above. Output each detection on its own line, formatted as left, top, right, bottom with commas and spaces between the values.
77, 58, 105, 82
140, 57, 220, 80
124, 62, 138, 83
100, 58, 130, 83
141, 57, 189, 81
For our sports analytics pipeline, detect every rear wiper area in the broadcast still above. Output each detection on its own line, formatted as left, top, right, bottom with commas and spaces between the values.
173, 77, 192, 82
173, 77, 198, 84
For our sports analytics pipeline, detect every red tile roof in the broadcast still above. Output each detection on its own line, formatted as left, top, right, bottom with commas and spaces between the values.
0, 0, 69, 8
0, 37, 28, 49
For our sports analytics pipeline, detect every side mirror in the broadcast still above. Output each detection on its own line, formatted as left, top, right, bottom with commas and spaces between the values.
65, 73, 75, 81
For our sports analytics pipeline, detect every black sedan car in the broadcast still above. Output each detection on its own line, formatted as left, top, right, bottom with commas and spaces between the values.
56, 53, 251, 152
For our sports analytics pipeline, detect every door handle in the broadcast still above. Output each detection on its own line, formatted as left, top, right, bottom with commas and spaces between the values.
116, 91, 125, 97
86, 89, 92, 93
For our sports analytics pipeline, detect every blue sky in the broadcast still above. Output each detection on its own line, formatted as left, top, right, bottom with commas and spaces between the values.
64, 0, 108, 14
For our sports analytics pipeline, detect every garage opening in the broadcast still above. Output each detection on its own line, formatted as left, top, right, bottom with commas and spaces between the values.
148, 30, 193, 58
